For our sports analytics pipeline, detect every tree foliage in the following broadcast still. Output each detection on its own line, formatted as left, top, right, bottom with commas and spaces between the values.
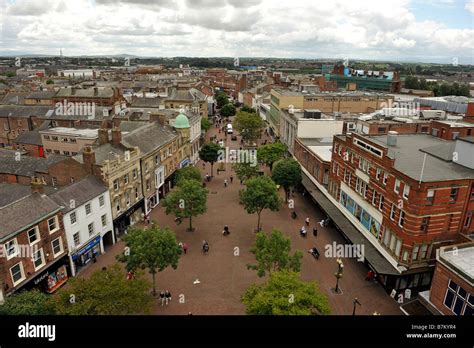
216, 93, 229, 108
162, 179, 208, 231
234, 111, 264, 143
201, 118, 211, 132
220, 103, 236, 117
51, 264, 153, 315
239, 176, 281, 231
199, 142, 221, 176
232, 162, 259, 183
242, 271, 331, 315
257, 142, 287, 170
271, 158, 302, 202
117, 226, 181, 296
248, 229, 302, 278
241, 105, 257, 114
0, 289, 56, 315
175, 166, 202, 186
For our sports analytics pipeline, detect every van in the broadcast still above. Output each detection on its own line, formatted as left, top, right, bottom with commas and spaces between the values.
227, 124, 233, 134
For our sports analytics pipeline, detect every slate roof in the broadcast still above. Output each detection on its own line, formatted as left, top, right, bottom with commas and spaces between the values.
55, 87, 114, 99
50, 176, 108, 214
0, 149, 67, 176
122, 122, 177, 155
0, 193, 61, 241
0, 105, 52, 118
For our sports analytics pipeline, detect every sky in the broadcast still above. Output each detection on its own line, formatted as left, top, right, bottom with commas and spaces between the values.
0, 0, 473, 64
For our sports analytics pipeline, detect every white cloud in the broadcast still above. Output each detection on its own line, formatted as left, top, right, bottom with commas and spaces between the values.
0, 0, 472, 63
465, 0, 474, 13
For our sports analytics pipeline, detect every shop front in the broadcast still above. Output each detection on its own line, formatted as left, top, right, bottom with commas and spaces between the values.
113, 199, 144, 237
23, 255, 70, 294
70, 235, 103, 276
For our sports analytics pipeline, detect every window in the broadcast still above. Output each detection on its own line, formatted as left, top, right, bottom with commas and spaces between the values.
395, 240, 402, 257
155, 155, 160, 165
379, 195, 384, 212
63, 151, 70, 156
358, 157, 370, 174
52, 177, 58, 186
27, 227, 39, 245
99, 195, 105, 207
32, 248, 45, 270
402, 250, 409, 262
403, 184, 410, 199
115, 199, 120, 213
48, 216, 58, 233
394, 179, 401, 193
70, 211, 77, 224
73, 232, 80, 246
70, 138, 77, 143
10, 263, 24, 285
51, 136, 58, 141
88, 222, 95, 236
44, 135, 50, 140
145, 163, 149, 173
113, 179, 119, 191
427, 189, 435, 204
420, 244, 428, 259
5, 239, 18, 258
101, 214, 107, 227
399, 210, 406, 227
146, 179, 151, 191
376, 168, 381, 180
85, 203, 92, 215
470, 187, 474, 201
412, 245, 419, 261
70, 177, 75, 184
390, 204, 396, 220
124, 174, 129, 185
443, 280, 473, 315
464, 212, 472, 229
135, 187, 139, 199
51, 237, 63, 257
133, 169, 138, 179
53, 150, 60, 155
372, 191, 377, 206
421, 217, 430, 232
126, 192, 131, 206
383, 172, 388, 185
449, 188, 459, 202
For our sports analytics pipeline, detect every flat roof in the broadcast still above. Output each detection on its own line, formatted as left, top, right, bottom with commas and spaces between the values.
308, 145, 333, 162
368, 134, 474, 182
439, 243, 474, 284
40, 127, 99, 138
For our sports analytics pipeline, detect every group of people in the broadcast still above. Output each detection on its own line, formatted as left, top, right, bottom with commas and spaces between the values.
159, 290, 172, 306
298, 216, 331, 261
299, 216, 319, 238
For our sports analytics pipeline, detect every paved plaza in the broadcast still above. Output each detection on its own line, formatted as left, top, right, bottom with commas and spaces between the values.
80, 123, 402, 315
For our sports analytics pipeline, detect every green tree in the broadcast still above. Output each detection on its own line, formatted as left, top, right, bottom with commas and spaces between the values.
46, 79, 54, 84
248, 229, 302, 277
0, 289, 56, 315
257, 142, 287, 171
51, 264, 153, 315
234, 111, 264, 143
239, 176, 281, 231
117, 226, 181, 296
241, 105, 256, 114
5, 72, 15, 78
216, 93, 229, 108
220, 103, 236, 117
162, 179, 208, 232
242, 271, 331, 315
175, 166, 202, 186
272, 158, 302, 202
199, 142, 221, 176
201, 118, 211, 132
233, 161, 259, 183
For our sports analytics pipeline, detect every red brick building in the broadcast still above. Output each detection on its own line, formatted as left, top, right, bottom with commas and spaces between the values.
429, 120, 474, 140
0, 179, 69, 300
424, 243, 473, 315
328, 132, 474, 293
52, 87, 122, 107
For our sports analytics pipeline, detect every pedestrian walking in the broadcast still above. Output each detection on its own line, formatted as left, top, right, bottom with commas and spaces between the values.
300, 226, 307, 237
308, 247, 320, 259
183, 243, 188, 254
319, 219, 325, 228
222, 225, 230, 235
206, 173, 210, 182
165, 290, 172, 305
202, 240, 209, 254
224, 179, 228, 187
160, 291, 165, 306
313, 227, 318, 237
305, 217, 310, 226
230, 175, 233, 183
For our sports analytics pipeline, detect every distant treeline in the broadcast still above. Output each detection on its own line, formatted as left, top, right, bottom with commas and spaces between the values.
404, 76, 470, 97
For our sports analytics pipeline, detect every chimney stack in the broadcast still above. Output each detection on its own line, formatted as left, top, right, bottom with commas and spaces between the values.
83, 146, 96, 174
112, 127, 121, 147
387, 131, 398, 147
98, 128, 108, 145
150, 113, 167, 126
31, 176, 44, 194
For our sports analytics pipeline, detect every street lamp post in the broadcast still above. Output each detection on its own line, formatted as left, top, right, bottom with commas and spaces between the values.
334, 258, 344, 293
352, 298, 361, 315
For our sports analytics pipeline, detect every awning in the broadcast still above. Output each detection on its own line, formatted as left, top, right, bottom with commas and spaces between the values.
301, 173, 401, 276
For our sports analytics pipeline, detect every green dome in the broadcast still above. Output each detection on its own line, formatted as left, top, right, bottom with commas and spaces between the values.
174, 113, 190, 129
